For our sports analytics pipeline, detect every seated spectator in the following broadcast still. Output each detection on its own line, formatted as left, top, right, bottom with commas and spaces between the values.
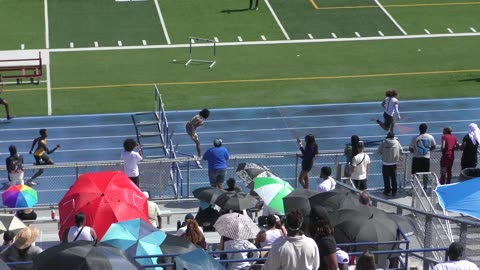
433, 242, 478, 270
219, 236, 259, 270
264, 209, 320, 270
62, 212, 97, 243
256, 215, 285, 248
0, 231, 15, 252
143, 191, 162, 229
195, 205, 220, 232
356, 252, 377, 270
336, 249, 350, 270
176, 213, 203, 236
317, 166, 336, 193
0, 227, 43, 269
16, 209, 37, 221
183, 219, 207, 249
358, 190, 371, 206
312, 219, 337, 270
225, 178, 242, 193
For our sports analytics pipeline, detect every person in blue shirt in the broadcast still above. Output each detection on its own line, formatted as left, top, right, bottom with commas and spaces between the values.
202, 138, 229, 188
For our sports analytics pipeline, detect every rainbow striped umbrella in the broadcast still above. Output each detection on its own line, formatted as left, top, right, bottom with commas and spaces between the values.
2, 185, 38, 208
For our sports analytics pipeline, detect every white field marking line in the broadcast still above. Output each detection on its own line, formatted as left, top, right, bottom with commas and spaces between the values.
154, 0, 171, 45
94, 41, 99, 47
331, 33, 337, 38
264, 0, 290, 40
373, 0, 408, 35
424, 29, 431, 34
378, 31, 384, 36
355, 32, 361, 37
47, 32, 480, 53
471, 27, 477, 32
21, 44, 25, 50
46, 51, 52, 115
261, 35, 266, 41
142, 40, 147, 45
447, 28, 454, 33
238, 36, 243, 42
166, 108, 480, 124
0, 123, 132, 133
214, 37, 220, 42
0, 134, 135, 144
44, 0, 50, 49
118, 40, 123, 46
308, 34, 314, 39
70, 42, 74, 48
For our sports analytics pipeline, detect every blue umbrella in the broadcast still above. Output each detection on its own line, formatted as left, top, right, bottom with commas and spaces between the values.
175, 248, 226, 270
436, 177, 480, 220
100, 218, 166, 269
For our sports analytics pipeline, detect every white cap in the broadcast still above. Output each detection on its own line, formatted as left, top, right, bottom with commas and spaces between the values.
142, 191, 150, 199
336, 249, 349, 264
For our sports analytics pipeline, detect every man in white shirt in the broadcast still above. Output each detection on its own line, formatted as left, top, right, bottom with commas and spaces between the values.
433, 242, 478, 270
317, 166, 336, 193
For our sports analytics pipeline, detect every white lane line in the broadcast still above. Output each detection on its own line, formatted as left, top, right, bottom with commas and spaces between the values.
470, 27, 477, 33
154, 0, 171, 45
373, 0, 408, 35
44, 0, 50, 49
46, 52, 52, 115
355, 32, 361, 37
447, 28, 454, 33
142, 40, 147, 45
308, 34, 314, 39
261, 35, 266, 41
264, 0, 290, 40
424, 29, 431, 34
118, 41, 123, 46
238, 36, 243, 42
47, 32, 480, 53
94, 41, 99, 47
378, 31, 384, 36
331, 33, 337, 38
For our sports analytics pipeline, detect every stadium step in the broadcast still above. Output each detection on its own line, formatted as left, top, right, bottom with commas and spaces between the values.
139, 131, 162, 137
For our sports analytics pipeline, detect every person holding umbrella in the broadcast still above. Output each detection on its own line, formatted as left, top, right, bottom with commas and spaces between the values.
62, 212, 97, 243
297, 134, 319, 189
0, 226, 43, 268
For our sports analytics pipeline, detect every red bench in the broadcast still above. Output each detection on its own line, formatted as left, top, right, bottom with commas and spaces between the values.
0, 52, 43, 84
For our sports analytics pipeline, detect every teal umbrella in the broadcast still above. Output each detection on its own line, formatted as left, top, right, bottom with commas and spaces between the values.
175, 248, 226, 270
100, 218, 166, 269
253, 175, 294, 215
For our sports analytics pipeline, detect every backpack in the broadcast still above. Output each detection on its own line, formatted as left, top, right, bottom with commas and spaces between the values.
8, 155, 23, 173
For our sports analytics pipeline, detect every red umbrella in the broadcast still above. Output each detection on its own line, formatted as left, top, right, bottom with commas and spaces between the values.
58, 171, 149, 241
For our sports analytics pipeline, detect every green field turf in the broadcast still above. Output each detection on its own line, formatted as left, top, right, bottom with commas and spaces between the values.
0, 0, 479, 117
48, 0, 166, 47
161, 0, 285, 43
0, 0, 45, 50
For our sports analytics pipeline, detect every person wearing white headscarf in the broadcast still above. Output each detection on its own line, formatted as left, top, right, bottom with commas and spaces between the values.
460, 123, 480, 169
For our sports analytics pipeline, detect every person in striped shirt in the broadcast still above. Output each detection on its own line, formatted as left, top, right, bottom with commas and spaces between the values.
374, 89, 401, 133
186, 108, 210, 157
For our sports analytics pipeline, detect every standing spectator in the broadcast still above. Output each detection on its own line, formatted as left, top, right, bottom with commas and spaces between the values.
0, 227, 43, 269
121, 138, 143, 187
16, 209, 37, 221
0, 75, 15, 120
374, 90, 401, 133
62, 212, 97, 243
28, 129, 61, 186
225, 178, 242, 193
203, 138, 229, 189
377, 132, 403, 196
356, 252, 377, 270
312, 219, 338, 270
433, 242, 478, 270
344, 135, 360, 178
440, 127, 459, 185
219, 235, 259, 270
264, 209, 320, 270
297, 134, 319, 189
350, 142, 370, 191
143, 191, 162, 229
186, 108, 210, 158
409, 123, 436, 189
317, 166, 336, 193
460, 123, 480, 170
6, 145, 24, 186
0, 231, 15, 252
183, 219, 207, 250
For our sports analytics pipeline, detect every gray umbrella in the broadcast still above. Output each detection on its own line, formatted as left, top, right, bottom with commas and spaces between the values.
214, 192, 259, 212
235, 163, 272, 187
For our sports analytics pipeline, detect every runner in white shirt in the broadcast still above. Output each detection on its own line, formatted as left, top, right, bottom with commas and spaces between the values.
373, 89, 401, 133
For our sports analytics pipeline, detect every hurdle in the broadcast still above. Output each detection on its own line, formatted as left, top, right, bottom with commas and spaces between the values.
184, 37, 216, 69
